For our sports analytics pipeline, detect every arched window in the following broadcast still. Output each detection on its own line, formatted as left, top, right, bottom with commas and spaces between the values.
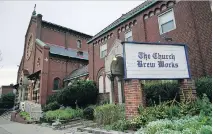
105, 76, 111, 93
53, 77, 60, 90
77, 40, 82, 48
98, 76, 104, 93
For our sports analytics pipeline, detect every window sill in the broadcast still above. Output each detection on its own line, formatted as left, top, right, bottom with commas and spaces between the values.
52, 90, 60, 92
160, 28, 176, 35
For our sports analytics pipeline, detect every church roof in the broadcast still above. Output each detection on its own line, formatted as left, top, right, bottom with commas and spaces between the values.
64, 65, 88, 81
35, 39, 88, 60
87, 0, 157, 44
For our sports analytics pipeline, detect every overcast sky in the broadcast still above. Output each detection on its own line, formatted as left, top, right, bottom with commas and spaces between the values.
0, 1, 143, 86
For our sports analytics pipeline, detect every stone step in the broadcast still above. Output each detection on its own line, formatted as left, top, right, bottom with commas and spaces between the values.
64, 122, 84, 129
77, 127, 134, 134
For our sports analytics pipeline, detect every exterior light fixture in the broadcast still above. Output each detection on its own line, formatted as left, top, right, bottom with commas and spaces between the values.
113, 57, 117, 61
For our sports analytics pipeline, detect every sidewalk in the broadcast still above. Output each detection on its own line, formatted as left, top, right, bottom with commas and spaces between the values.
0, 119, 68, 134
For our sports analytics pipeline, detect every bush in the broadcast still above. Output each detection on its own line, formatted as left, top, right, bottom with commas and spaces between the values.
94, 104, 125, 125
130, 94, 212, 130
44, 108, 83, 122
83, 105, 95, 120
57, 80, 98, 108
144, 81, 180, 106
19, 111, 31, 121
135, 115, 212, 134
104, 119, 129, 132
46, 93, 58, 104
43, 101, 60, 112
195, 77, 212, 101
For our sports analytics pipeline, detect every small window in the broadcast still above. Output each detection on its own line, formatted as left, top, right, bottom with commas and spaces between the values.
158, 9, 176, 34
77, 40, 81, 48
53, 77, 60, 90
100, 44, 107, 58
125, 30, 133, 41
77, 51, 83, 57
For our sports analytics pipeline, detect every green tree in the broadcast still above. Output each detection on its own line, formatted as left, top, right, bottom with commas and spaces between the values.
0, 93, 15, 109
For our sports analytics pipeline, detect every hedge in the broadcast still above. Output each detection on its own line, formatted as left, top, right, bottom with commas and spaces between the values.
43, 101, 60, 112
144, 77, 212, 106
195, 77, 212, 101
44, 108, 83, 122
144, 81, 180, 106
47, 80, 98, 108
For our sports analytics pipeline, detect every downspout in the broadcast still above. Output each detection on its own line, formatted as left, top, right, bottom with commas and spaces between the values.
93, 44, 95, 79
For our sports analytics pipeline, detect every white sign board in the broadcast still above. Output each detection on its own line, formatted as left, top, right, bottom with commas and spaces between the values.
123, 42, 190, 79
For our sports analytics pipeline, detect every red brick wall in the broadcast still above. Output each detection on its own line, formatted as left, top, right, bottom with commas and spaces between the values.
190, 1, 212, 76
67, 33, 89, 51
33, 46, 43, 73
1, 86, 13, 95
23, 19, 37, 75
41, 27, 65, 47
41, 27, 89, 52
47, 56, 88, 96
89, 1, 212, 83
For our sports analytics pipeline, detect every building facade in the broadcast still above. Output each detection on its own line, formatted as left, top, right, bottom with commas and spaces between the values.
15, 10, 92, 105
87, 1, 212, 104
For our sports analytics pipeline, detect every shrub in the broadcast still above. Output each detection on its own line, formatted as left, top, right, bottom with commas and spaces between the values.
130, 94, 212, 130
57, 80, 98, 107
195, 77, 212, 101
44, 108, 83, 122
19, 111, 31, 121
198, 125, 212, 134
94, 104, 125, 125
46, 93, 58, 104
43, 101, 60, 112
135, 115, 212, 134
144, 81, 180, 106
104, 119, 129, 132
83, 105, 95, 120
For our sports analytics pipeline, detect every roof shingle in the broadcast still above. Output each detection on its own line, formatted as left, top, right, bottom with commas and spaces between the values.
64, 65, 88, 81
36, 39, 88, 60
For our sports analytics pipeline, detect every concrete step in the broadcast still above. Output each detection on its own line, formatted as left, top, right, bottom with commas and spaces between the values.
77, 127, 134, 134
64, 122, 84, 129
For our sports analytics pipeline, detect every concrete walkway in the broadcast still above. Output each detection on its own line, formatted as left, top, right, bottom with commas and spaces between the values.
0, 119, 69, 134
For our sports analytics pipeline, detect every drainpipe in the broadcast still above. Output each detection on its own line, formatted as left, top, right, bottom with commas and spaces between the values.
93, 44, 95, 79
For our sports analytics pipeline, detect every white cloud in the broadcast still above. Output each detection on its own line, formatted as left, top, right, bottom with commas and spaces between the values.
0, 66, 18, 86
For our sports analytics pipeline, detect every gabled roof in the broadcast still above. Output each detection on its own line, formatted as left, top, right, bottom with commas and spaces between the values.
42, 20, 93, 39
87, 0, 158, 44
35, 39, 88, 60
64, 65, 88, 81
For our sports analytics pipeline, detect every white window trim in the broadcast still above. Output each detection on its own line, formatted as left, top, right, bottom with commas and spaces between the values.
125, 30, 133, 41
158, 8, 176, 35
77, 40, 82, 48
100, 43, 107, 58
98, 76, 104, 93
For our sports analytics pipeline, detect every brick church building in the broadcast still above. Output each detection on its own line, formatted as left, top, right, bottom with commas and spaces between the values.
14, 0, 211, 112
87, 0, 212, 105
15, 9, 92, 105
